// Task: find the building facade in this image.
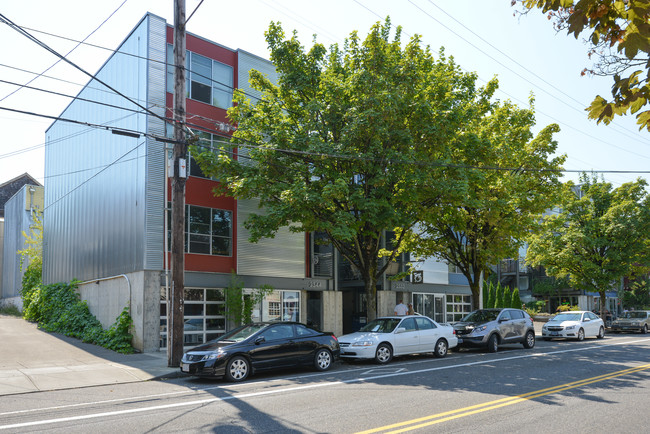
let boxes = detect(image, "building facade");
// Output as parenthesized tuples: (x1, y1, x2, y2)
(43, 13, 472, 352)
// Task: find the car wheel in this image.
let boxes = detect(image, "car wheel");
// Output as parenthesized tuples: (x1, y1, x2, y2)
(433, 339, 448, 358)
(487, 334, 499, 353)
(597, 326, 605, 339)
(225, 356, 250, 382)
(375, 343, 393, 364)
(314, 348, 333, 371)
(577, 328, 585, 341)
(642, 325, 648, 334)
(523, 330, 535, 349)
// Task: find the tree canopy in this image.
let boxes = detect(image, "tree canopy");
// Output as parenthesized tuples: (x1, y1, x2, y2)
(400, 95, 565, 310)
(516, 0, 650, 130)
(194, 19, 495, 320)
(526, 174, 650, 317)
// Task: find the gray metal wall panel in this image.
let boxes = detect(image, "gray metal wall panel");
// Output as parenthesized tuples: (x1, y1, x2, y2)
(144, 15, 167, 270)
(1, 186, 41, 298)
(237, 199, 304, 278)
(43, 16, 153, 284)
(235, 53, 305, 278)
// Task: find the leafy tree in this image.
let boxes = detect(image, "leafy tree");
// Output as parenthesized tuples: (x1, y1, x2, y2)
(488, 283, 497, 308)
(503, 285, 513, 308)
(399, 94, 565, 310)
(623, 278, 650, 309)
(516, 1, 650, 130)
(511, 287, 523, 309)
(496, 283, 506, 308)
(526, 174, 650, 318)
(195, 20, 490, 320)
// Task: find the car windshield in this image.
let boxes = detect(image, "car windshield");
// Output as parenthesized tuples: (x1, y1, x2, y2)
(461, 310, 499, 322)
(360, 318, 402, 333)
(551, 313, 582, 322)
(622, 312, 648, 319)
(217, 324, 267, 342)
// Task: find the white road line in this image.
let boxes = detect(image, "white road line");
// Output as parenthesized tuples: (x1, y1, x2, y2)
(1, 337, 648, 430)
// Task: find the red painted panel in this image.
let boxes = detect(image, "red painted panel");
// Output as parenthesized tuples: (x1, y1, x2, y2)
(166, 252, 235, 273)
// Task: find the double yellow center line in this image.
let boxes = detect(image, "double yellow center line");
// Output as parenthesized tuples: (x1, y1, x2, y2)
(357, 362, 650, 434)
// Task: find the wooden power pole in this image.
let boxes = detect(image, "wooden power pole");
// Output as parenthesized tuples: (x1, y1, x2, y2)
(169, 0, 187, 367)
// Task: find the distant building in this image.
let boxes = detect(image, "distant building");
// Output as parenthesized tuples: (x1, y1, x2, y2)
(0, 174, 42, 307)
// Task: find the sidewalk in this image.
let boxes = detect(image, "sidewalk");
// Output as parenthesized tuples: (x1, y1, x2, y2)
(0, 315, 180, 396)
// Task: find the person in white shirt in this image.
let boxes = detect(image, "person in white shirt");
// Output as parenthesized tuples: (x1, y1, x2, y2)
(394, 300, 408, 316)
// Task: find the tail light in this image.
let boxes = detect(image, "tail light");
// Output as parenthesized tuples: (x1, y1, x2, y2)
(332, 334, 338, 341)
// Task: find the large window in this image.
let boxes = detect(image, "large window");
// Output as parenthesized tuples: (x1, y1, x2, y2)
(258, 291, 301, 323)
(167, 204, 232, 256)
(446, 294, 472, 322)
(160, 287, 226, 349)
(167, 45, 234, 109)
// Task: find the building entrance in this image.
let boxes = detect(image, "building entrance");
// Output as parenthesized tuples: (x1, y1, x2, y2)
(413, 293, 445, 323)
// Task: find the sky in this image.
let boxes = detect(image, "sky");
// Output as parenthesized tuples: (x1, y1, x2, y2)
(1, 0, 649, 189)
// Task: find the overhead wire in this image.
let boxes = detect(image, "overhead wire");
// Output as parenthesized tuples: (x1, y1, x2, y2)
(0, 12, 170, 127)
(3, 4, 648, 182)
(0, 0, 130, 103)
(350, 0, 646, 185)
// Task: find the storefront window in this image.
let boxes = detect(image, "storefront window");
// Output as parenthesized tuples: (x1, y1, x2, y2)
(446, 294, 472, 322)
(160, 287, 226, 349)
(260, 290, 300, 323)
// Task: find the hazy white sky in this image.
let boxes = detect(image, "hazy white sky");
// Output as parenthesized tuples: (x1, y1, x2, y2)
(1, 0, 649, 188)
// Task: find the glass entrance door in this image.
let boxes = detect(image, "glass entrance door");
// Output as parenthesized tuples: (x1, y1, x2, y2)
(412, 293, 445, 323)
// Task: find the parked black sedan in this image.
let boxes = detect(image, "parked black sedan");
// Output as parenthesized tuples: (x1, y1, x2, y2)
(180, 322, 340, 382)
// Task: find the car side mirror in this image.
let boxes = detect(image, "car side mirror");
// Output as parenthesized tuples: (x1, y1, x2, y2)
(584, 318, 590, 322)
(254, 336, 266, 344)
(394, 327, 406, 334)
(498, 318, 508, 323)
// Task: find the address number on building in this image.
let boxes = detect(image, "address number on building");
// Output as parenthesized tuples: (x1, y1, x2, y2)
(307, 280, 324, 288)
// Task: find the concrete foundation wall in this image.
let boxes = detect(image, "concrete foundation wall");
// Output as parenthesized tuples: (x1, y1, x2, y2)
(322, 291, 343, 336)
(0, 296, 22, 311)
(377, 290, 397, 317)
(77, 270, 161, 352)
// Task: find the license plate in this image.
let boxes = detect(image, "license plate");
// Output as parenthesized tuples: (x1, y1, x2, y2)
(550, 332, 558, 336)
(181, 363, 190, 373)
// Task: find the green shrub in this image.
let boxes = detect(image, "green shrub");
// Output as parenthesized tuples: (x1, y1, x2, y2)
(21, 279, 134, 354)
(556, 303, 580, 312)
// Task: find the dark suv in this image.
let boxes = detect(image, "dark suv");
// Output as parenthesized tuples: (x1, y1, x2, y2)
(453, 308, 535, 352)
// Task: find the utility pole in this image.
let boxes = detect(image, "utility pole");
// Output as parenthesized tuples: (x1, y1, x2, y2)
(168, 0, 186, 367)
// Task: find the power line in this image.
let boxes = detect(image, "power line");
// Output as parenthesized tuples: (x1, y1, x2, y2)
(349, 0, 650, 176)
(44, 139, 147, 212)
(418, 0, 650, 148)
(0, 12, 170, 127)
(0, 0, 129, 103)
(12, 23, 265, 104)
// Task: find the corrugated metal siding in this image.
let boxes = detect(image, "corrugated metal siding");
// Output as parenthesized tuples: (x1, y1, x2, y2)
(235, 53, 304, 278)
(43, 16, 153, 284)
(237, 50, 278, 103)
(237, 199, 304, 278)
(144, 14, 167, 270)
(1, 186, 42, 298)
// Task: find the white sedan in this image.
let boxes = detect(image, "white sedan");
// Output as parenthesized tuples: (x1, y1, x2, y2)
(542, 311, 606, 341)
(338, 315, 458, 364)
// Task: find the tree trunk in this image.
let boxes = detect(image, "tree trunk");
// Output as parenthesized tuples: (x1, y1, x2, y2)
(469, 278, 481, 311)
(365, 275, 377, 322)
(599, 290, 607, 323)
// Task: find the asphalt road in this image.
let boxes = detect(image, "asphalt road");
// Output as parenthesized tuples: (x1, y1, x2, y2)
(2, 333, 650, 433)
